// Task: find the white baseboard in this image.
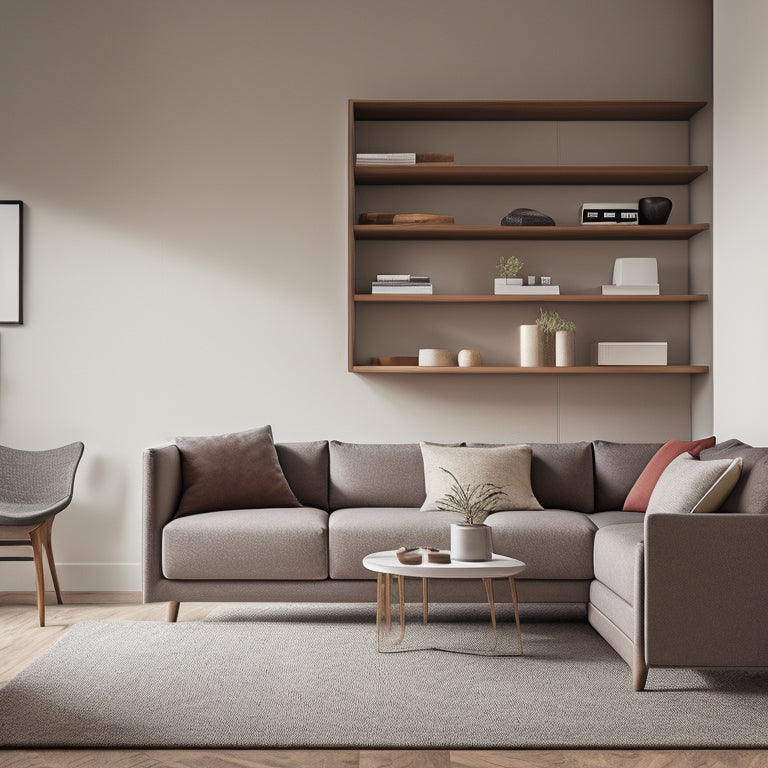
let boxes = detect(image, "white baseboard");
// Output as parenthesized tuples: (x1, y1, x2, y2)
(0, 562, 141, 592)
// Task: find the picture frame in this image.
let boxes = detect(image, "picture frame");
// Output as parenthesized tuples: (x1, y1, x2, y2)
(0, 200, 23, 324)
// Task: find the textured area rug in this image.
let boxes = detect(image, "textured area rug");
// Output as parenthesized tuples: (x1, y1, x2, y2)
(0, 603, 766, 748)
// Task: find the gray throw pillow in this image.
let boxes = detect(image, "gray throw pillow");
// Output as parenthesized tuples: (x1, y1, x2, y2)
(175, 425, 300, 517)
(646, 453, 742, 515)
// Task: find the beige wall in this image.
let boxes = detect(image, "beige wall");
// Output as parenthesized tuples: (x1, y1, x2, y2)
(713, 0, 768, 443)
(0, 0, 712, 590)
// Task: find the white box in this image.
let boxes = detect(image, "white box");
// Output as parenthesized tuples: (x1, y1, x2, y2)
(612, 258, 658, 286)
(591, 342, 668, 366)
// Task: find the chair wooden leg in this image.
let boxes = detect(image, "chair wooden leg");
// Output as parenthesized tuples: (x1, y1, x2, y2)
(28, 525, 47, 627)
(167, 601, 180, 622)
(42, 517, 63, 605)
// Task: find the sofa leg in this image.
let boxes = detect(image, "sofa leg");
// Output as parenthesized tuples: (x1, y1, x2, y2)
(167, 601, 180, 622)
(633, 645, 648, 691)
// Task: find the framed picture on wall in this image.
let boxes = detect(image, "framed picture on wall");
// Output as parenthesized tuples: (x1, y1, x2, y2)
(0, 201, 22, 324)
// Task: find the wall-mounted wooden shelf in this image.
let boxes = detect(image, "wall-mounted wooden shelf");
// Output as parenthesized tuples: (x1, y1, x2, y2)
(352, 365, 709, 375)
(354, 164, 708, 185)
(348, 99, 710, 376)
(355, 294, 707, 304)
(352, 99, 707, 122)
(354, 224, 709, 241)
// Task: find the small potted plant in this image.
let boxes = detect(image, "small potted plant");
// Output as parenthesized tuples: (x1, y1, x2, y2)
(437, 468, 506, 561)
(535, 307, 576, 367)
(494, 254, 524, 295)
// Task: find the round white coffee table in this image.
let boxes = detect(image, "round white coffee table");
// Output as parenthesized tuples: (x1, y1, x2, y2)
(362, 550, 526, 655)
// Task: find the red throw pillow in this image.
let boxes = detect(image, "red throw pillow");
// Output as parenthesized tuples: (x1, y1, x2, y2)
(622, 436, 716, 512)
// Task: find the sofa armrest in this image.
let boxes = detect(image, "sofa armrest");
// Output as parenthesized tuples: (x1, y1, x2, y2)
(142, 444, 182, 602)
(644, 512, 768, 667)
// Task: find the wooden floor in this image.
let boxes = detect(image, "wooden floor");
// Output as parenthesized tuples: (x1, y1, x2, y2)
(0, 592, 765, 768)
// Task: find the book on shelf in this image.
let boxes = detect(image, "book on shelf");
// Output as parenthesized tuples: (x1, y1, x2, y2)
(601, 284, 660, 295)
(372, 284, 433, 294)
(376, 275, 430, 282)
(355, 152, 454, 165)
(493, 285, 561, 295)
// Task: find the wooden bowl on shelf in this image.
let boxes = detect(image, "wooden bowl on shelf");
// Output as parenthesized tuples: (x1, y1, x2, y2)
(370, 356, 419, 366)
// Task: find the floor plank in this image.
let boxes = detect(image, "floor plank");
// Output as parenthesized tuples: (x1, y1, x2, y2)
(1, 593, 766, 768)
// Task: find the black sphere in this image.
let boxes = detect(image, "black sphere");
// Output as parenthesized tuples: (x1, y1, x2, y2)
(638, 197, 672, 225)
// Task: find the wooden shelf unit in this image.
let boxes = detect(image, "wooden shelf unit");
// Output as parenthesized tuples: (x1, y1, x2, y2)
(348, 98, 710, 375)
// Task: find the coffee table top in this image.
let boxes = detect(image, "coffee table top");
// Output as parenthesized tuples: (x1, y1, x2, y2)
(363, 550, 526, 579)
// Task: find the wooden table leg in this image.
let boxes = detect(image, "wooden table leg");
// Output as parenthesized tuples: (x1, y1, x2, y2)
(508, 575, 523, 654)
(394, 574, 406, 644)
(483, 577, 497, 637)
(422, 578, 428, 625)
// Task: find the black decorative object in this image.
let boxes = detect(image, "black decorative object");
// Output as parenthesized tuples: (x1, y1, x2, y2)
(501, 207, 556, 226)
(638, 197, 672, 225)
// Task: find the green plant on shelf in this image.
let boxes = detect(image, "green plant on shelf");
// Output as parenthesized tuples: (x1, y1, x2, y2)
(496, 254, 523, 279)
(535, 307, 575, 335)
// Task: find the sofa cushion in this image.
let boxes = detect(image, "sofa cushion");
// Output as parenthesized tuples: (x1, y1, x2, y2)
(646, 453, 742, 515)
(470, 442, 595, 513)
(162, 507, 328, 580)
(530, 442, 594, 513)
(420, 443, 542, 514)
(276, 441, 329, 511)
(329, 442, 426, 510)
(700, 440, 768, 514)
(328, 507, 456, 579)
(593, 522, 644, 605)
(592, 441, 661, 512)
(623, 436, 716, 512)
(589, 510, 645, 528)
(485, 510, 597, 579)
(175, 425, 300, 517)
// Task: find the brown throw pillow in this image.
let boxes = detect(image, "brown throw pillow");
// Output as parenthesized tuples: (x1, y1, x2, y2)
(175, 425, 300, 517)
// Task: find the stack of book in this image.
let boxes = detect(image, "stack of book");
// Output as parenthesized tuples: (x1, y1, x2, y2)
(355, 152, 454, 165)
(372, 275, 433, 294)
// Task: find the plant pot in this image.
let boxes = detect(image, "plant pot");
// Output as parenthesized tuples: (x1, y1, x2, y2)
(494, 277, 523, 294)
(540, 333, 556, 367)
(519, 324, 541, 367)
(450, 523, 493, 562)
(555, 329, 575, 367)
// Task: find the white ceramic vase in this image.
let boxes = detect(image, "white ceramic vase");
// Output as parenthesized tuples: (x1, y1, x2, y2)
(450, 523, 493, 562)
(519, 324, 541, 367)
(555, 329, 575, 367)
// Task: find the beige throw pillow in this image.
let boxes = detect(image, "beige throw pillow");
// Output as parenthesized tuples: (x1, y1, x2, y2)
(646, 453, 742, 515)
(419, 443, 542, 514)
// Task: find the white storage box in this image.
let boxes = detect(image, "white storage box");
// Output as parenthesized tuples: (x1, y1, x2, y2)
(591, 342, 668, 366)
(612, 258, 658, 286)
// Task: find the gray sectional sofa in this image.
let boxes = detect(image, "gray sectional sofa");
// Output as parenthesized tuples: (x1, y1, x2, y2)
(142, 437, 768, 691)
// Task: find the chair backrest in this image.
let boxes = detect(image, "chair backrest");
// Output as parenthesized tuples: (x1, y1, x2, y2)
(0, 442, 84, 505)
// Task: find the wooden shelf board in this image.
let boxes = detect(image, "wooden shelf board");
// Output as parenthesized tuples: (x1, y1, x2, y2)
(355, 294, 708, 304)
(351, 100, 708, 122)
(352, 365, 709, 375)
(354, 164, 708, 185)
(354, 224, 709, 241)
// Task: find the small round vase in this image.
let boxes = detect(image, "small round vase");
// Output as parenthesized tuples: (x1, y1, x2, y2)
(450, 523, 493, 562)
(457, 348, 482, 367)
(638, 196, 672, 225)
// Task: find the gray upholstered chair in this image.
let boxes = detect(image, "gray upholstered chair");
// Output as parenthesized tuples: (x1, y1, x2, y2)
(0, 442, 84, 626)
